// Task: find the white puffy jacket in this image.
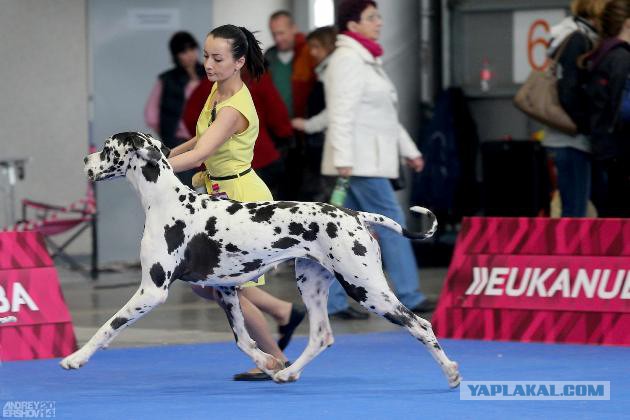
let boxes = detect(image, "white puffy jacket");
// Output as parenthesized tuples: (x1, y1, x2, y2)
(321, 34, 421, 178)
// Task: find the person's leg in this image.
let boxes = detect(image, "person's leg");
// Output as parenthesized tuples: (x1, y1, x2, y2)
(346, 177, 426, 309)
(239, 286, 292, 325)
(554, 147, 591, 217)
(238, 293, 287, 363)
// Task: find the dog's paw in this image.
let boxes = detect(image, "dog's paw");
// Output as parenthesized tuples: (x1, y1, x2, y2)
(60, 350, 91, 370)
(272, 368, 300, 384)
(446, 361, 461, 389)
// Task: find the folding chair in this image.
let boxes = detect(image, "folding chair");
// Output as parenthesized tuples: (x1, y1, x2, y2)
(13, 182, 99, 279)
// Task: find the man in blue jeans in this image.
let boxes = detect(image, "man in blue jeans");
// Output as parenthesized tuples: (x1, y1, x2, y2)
(327, 177, 436, 320)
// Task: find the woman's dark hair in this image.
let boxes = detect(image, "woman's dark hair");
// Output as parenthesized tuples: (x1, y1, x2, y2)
(336, 0, 377, 32)
(306, 26, 338, 52)
(599, 0, 630, 39)
(209, 25, 265, 80)
(169, 31, 199, 66)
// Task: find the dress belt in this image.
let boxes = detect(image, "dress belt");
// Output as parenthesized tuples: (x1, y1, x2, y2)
(206, 167, 252, 181)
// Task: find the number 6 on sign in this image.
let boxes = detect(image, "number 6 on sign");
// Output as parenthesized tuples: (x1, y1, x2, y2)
(513, 9, 566, 83)
(528, 19, 551, 71)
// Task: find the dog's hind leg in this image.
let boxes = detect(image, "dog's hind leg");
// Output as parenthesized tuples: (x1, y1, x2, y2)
(336, 270, 461, 388)
(272, 258, 334, 383)
(60, 283, 169, 370)
(215, 286, 285, 376)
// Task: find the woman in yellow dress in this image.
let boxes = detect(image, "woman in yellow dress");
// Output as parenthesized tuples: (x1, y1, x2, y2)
(168, 25, 304, 380)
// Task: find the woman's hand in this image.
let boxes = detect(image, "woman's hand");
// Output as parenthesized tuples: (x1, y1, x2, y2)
(337, 167, 352, 177)
(406, 156, 424, 172)
(291, 118, 306, 131)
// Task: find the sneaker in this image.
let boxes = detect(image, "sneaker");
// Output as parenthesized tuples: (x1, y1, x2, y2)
(329, 306, 369, 320)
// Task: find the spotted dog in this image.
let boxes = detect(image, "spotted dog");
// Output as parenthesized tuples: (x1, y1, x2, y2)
(60, 132, 461, 388)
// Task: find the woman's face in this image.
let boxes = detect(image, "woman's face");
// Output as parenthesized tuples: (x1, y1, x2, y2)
(308, 39, 331, 65)
(203, 35, 244, 82)
(176, 47, 199, 68)
(350, 5, 383, 40)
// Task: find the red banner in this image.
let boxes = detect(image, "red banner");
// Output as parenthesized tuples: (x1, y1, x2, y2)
(433, 217, 630, 345)
(0, 231, 77, 361)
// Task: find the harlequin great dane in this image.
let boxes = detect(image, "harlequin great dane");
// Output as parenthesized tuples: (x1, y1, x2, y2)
(60, 132, 461, 388)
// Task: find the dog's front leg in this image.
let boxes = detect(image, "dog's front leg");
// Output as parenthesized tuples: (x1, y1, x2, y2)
(216, 286, 284, 375)
(60, 285, 168, 370)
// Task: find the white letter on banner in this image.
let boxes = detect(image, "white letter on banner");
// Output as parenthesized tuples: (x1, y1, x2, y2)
(466, 267, 488, 295)
(621, 271, 630, 299)
(548, 268, 571, 297)
(598, 270, 625, 299)
(572, 269, 599, 298)
(526, 268, 554, 297)
(0, 286, 9, 312)
(506, 267, 530, 296)
(486, 267, 509, 296)
(11, 283, 39, 312)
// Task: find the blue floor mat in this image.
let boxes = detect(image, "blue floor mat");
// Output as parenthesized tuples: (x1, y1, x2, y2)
(1, 332, 627, 419)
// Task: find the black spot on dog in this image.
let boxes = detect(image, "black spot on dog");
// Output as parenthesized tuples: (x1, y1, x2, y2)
(334, 271, 368, 302)
(274, 227, 282, 234)
(175, 187, 180, 193)
(150, 262, 166, 287)
(164, 220, 186, 253)
(250, 205, 275, 223)
(242, 259, 263, 272)
(275, 201, 299, 209)
(188, 193, 196, 202)
(185, 204, 195, 214)
(383, 306, 416, 328)
(205, 216, 218, 236)
(179, 195, 186, 202)
(226, 202, 243, 214)
(141, 162, 160, 183)
(271, 237, 300, 249)
(326, 222, 338, 238)
(288, 222, 319, 241)
(352, 240, 367, 256)
(110, 317, 128, 330)
(173, 234, 222, 282)
(225, 243, 241, 253)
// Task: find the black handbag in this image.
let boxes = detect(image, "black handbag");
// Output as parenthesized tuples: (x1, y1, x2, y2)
(390, 165, 406, 191)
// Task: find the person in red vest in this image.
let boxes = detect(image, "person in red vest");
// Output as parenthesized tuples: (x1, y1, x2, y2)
(182, 71, 294, 198)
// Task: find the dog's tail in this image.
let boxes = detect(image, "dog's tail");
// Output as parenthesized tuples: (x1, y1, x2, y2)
(358, 206, 437, 240)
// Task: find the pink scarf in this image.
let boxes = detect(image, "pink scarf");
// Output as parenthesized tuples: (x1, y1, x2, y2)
(342, 30, 383, 58)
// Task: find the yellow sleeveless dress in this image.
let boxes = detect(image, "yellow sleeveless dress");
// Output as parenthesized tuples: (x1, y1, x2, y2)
(196, 82, 273, 287)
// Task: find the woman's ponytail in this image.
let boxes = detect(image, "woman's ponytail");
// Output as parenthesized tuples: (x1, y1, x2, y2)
(239, 27, 265, 80)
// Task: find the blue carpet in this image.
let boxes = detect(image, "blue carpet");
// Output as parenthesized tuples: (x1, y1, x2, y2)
(0, 332, 627, 419)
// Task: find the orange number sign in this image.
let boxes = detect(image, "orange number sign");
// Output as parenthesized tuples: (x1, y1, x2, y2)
(527, 19, 551, 71)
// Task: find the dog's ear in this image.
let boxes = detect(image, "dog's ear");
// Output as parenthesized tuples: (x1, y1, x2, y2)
(132, 133, 161, 164)
(142, 133, 170, 158)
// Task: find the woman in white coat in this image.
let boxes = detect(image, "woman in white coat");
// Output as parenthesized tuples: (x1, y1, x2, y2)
(322, 0, 435, 318)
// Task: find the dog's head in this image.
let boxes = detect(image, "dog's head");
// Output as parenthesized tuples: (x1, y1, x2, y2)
(84, 132, 171, 182)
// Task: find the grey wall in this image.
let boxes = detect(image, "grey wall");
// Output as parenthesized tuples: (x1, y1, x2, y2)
(449, 0, 570, 142)
(89, 0, 213, 264)
(0, 0, 88, 252)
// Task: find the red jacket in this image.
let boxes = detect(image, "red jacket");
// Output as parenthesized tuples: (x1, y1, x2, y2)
(182, 73, 294, 169)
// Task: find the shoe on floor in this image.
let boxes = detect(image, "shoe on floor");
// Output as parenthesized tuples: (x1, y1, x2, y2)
(233, 361, 291, 381)
(411, 298, 437, 314)
(329, 306, 369, 320)
(277, 304, 306, 351)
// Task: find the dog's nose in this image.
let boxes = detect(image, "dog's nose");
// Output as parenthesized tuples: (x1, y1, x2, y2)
(84, 157, 88, 164)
